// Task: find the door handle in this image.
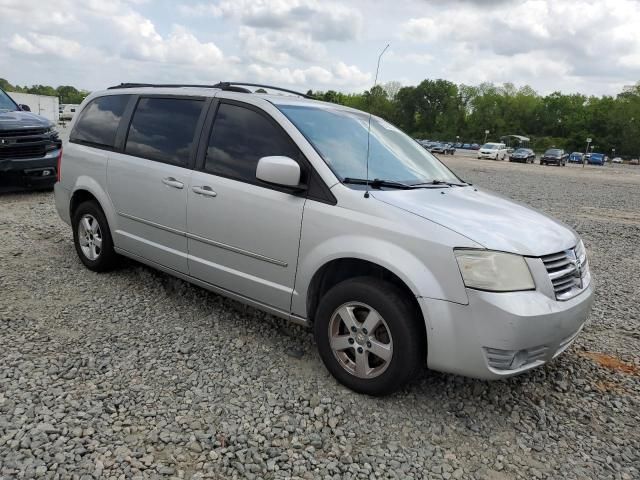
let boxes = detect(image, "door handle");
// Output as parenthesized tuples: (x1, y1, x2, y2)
(192, 185, 217, 197)
(162, 177, 184, 189)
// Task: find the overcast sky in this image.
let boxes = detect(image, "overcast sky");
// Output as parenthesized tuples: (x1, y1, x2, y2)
(1, 0, 639, 96)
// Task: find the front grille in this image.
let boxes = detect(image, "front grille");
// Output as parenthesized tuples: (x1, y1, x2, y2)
(0, 128, 48, 137)
(0, 127, 56, 160)
(0, 145, 46, 159)
(541, 243, 589, 300)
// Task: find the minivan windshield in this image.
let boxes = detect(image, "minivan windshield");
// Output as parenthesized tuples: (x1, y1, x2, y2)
(0, 89, 18, 112)
(277, 104, 460, 185)
(482, 143, 500, 149)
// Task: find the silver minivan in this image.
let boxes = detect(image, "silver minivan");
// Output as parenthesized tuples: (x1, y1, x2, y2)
(54, 83, 594, 395)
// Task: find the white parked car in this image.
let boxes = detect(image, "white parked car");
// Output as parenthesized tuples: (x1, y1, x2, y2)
(612, 157, 623, 164)
(478, 142, 508, 160)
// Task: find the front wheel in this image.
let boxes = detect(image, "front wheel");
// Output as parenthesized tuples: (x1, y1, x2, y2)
(314, 277, 425, 396)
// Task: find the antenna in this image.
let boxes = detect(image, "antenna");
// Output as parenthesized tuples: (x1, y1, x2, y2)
(364, 43, 390, 199)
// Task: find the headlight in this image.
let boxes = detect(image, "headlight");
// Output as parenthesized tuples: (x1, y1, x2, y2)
(455, 250, 535, 292)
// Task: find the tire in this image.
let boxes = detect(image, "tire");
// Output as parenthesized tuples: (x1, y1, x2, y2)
(72, 200, 118, 272)
(314, 277, 425, 396)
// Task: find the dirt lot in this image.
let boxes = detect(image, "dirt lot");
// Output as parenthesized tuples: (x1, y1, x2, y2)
(1, 156, 639, 479)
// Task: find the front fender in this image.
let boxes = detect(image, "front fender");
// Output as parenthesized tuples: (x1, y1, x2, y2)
(293, 235, 444, 318)
(292, 199, 474, 320)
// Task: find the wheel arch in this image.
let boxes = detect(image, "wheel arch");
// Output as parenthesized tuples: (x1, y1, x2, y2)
(304, 257, 428, 352)
(69, 176, 117, 235)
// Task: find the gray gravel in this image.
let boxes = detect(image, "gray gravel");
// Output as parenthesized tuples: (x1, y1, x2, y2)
(1, 158, 639, 479)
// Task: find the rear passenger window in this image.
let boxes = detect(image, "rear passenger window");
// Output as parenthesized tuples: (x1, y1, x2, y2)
(70, 95, 130, 148)
(125, 97, 204, 166)
(205, 103, 299, 183)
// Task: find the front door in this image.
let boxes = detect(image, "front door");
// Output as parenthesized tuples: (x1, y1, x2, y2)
(187, 100, 306, 311)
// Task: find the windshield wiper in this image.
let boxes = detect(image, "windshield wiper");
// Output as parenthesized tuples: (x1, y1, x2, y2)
(411, 179, 471, 187)
(342, 178, 415, 190)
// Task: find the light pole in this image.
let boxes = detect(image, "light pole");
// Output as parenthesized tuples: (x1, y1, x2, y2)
(583, 137, 591, 168)
(484, 130, 489, 144)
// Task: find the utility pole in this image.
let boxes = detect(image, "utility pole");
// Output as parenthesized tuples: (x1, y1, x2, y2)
(583, 137, 591, 168)
(484, 130, 489, 144)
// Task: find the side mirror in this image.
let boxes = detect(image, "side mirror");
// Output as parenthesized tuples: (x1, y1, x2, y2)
(256, 156, 303, 189)
(18, 104, 31, 112)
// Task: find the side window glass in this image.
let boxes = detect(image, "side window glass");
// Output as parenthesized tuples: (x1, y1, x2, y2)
(70, 95, 130, 148)
(125, 97, 204, 166)
(205, 103, 299, 183)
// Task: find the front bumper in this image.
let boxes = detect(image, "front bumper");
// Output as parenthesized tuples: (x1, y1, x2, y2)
(478, 152, 498, 159)
(419, 284, 594, 379)
(542, 157, 562, 164)
(0, 148, 60, 191)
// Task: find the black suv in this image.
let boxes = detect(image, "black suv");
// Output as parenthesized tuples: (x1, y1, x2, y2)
(540, 148, 568, 166)
(0, 88, 62, 191)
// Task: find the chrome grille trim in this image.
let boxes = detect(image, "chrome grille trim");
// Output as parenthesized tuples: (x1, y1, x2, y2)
(541, 242, 589, 301)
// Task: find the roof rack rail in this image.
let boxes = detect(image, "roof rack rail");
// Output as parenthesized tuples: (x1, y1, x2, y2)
(107, 83, 225, 90)
(212, 82, 315, 99)
(107, 82, 316, 99)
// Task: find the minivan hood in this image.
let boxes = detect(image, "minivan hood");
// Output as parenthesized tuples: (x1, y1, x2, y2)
(373, 187, 577, 256)
(0, 110, 52, 130)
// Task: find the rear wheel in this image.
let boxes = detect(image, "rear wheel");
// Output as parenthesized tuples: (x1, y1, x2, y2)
(72, 201, 118, 272)
(314, 277, 424, 396)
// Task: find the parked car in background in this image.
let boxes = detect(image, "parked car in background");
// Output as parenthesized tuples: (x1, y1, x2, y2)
(611, 157, 623, 164)
(508, 148, 535, 163)
(568, 152, 584, 164)
(462, 143, 471, 149)
(478, 142, 508, 160)
(430, 143, 456, 155)
(541, 148, 568, 166)
(630, 158, 639, 165)
(471, 143, 480, 150)
(0, 87, 62, 191)
(588, 153, 606, 165)
(54, 82, 594, 395)
(59, 104, 81, 121)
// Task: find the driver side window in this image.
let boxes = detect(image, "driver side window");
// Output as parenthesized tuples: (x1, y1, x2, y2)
(204, 102, 300, 184)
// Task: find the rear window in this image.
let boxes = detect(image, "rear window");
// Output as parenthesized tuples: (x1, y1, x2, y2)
(70, 95, 130, 148)
(125, 97, 204, 166)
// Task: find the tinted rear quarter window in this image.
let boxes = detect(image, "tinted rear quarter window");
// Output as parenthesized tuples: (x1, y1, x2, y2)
(125, 97, 204, 166)
(205, 103, 299, 183)
(70, 95, 130, 148)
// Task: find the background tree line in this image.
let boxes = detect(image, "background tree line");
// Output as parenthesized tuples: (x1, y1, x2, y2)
(1, 78, 89, 106)
(308, 80, 640, 157)
(2, 76, 639, 156)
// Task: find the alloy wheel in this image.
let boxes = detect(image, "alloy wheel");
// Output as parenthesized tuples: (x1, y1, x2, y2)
(328, 302, 393, 379)
(77, 214, 103, 261)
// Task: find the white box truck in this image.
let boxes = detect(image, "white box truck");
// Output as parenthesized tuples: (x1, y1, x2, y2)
(8, 92, 59, 123)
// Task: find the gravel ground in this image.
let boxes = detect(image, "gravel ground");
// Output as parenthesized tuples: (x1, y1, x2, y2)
(1, 157, 639, 480)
